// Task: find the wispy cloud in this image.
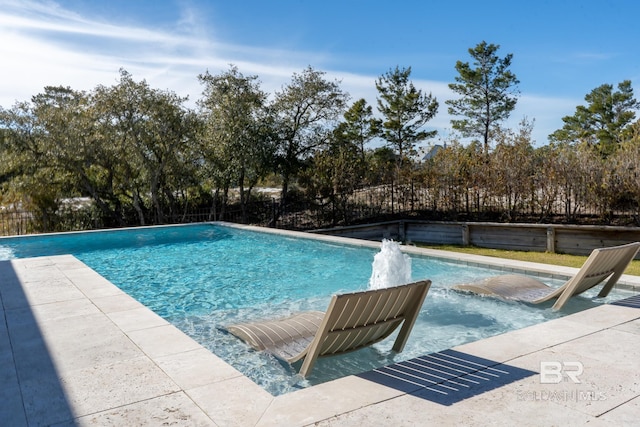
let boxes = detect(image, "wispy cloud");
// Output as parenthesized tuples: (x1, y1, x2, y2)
(0, 1, 303, 102)
(1, 0, 192, 45)
(0, 0, 573, 145)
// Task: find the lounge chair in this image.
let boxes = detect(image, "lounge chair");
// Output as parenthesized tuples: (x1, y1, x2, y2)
(225, 280, 431, 377)
(452, 242, 640, 310)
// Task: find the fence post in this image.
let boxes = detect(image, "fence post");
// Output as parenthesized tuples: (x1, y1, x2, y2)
(270, 198, 277, 228)
(410, 180, 415, 212)
(391, 182, 395, 214)
(462, 223, 470, 246)
(546, 226, 556, 253)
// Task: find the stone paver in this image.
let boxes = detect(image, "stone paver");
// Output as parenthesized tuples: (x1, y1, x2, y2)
(1, 244, 640, 426)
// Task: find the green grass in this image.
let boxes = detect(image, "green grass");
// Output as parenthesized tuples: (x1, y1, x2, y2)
(415, 244, 640, 276)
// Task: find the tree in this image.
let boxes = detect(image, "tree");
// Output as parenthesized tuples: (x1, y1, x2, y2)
(305, 99, 379, 199)
(488, 119, 536, 220)
(92, 69, 194, 225)
(271, 66, 348, 205)
(0, 87, 101, 227)
(375, 66, 439, 164)
(446, 41, 520, 154)
(365, 146, 397, 185)
(549, 80, 639, 157)
(608, 125, 640, 218)
(197, 65, 274, 221)
(0, 98, 64, 220)
(337, 98, 380, 164)
(299, 129, 364, 225)
(426, 138, 485, 214)
(31, 86, 107, 224)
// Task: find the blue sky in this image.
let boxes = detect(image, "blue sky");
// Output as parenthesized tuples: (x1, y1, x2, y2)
(2, 0, 639, 147)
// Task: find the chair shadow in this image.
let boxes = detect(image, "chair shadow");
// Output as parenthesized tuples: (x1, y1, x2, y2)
(357, 348, 537, 406)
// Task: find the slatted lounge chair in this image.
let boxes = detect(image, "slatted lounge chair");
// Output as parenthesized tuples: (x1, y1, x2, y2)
(452, 242, 640, 311)
(225, 279, 431, 377)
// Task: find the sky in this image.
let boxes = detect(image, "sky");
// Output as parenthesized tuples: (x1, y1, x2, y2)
(1, 0, 639, 147)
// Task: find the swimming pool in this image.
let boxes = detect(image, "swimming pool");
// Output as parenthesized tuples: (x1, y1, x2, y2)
(0, 223, 619, 395)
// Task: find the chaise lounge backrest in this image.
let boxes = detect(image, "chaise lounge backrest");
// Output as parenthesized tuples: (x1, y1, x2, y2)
(299, 279, 431, 376)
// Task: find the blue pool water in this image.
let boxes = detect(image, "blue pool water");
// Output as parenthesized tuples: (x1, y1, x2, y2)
(0, 223, 618, 395)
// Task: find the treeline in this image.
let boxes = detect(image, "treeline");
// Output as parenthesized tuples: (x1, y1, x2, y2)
(1, 41, 639, 231)
(420, 120, 640, 224)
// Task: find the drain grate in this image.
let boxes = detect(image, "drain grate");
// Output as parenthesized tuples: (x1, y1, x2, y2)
(611, 294, 640, 309)
(357, 349, 536, 406)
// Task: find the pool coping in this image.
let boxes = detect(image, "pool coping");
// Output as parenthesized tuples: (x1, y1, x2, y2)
(2, 223, 640, 426)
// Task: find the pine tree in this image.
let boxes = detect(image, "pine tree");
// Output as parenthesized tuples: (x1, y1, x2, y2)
(446, 41, 520, 154)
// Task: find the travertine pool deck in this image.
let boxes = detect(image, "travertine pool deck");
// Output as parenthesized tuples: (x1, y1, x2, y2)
(2, 234, 640, 426)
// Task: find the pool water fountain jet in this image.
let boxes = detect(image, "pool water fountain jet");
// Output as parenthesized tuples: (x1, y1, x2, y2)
(368, 239, 412, 289)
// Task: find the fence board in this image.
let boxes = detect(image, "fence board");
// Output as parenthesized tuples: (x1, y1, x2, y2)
(405, 222, 464, 245)
(315, 222, 402, 241)
(554, 227, 640, 255)
(467, 225, 548, 252)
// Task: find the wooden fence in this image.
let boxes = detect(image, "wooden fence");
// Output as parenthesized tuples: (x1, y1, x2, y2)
(314, 220, 640, 257)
